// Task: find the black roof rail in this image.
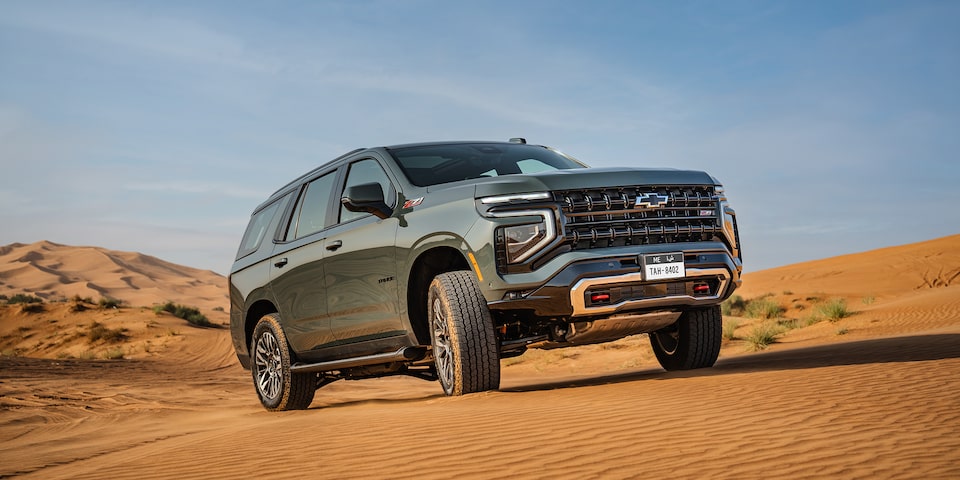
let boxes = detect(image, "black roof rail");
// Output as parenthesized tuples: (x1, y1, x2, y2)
(268, 147, 366, 198)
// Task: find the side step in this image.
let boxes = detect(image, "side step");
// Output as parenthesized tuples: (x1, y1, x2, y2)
(290, 347, 428, 374)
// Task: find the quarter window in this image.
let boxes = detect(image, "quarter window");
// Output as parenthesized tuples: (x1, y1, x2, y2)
(236, 199, 283, 259)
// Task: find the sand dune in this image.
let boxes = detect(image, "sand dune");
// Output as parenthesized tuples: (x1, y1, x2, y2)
(2, 236, 959, 478)
(0, 241, 227, 310)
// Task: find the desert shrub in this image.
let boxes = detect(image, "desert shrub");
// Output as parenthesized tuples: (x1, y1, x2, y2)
(817, 298, 851, 322)
(777, 318, 800, 330)
(212, 306, 225, 312)
(98, 297, 122, 309)
(722, 319, 740, 340)
(7, 293, 43, 304)
(745, 298, 784, 319)
(721, 294, 747, 316)
(154, 302, 216, 328)
(862, 296, 875, 305)
(103, 348, 125, 360)
(836, 327, 849, 336)
(745, 322, 783, 351)
(20, 303, 45, 314)
(87, 321, 129, 344)
(0, 294, 7, 302)
(70, 297, 91, 312)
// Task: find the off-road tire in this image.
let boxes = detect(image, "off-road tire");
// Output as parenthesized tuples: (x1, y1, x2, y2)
(650, 306, 722, 371)
(428, 271, 500, 396)
(251, 313, 316, 411)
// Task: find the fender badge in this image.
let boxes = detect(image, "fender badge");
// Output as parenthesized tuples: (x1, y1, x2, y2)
(402, 197, 424, 209)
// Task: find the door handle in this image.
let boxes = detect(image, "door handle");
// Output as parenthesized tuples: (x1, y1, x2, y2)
(326, 240, 343, 251)
(274, 257, 288, 268)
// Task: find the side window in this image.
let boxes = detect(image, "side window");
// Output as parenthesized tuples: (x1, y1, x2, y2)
(339, 159, 394, 223)
(290, 172, 336, 239)
(236, 200, 283, 259)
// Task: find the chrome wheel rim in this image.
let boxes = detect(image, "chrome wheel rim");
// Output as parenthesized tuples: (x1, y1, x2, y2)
(432, 298, 454, 391)
(654, 324, 680, 355)
(254, 331, 283, 401)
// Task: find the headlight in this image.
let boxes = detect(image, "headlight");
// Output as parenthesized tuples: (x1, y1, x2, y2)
(504, 222, 548, 263)
(491, 209, 557, 265)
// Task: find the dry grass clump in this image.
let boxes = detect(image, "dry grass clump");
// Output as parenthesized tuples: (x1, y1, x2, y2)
(87, 321, 129, 344)
(745, 322, 783, 351)
(745, 298, 785, 319)
(817, 298, 852, 322)
(722, 319, 740, 340)
(722, 294, 784, 319)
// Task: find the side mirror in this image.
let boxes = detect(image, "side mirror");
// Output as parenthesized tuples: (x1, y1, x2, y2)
(341, 182, 393, 220)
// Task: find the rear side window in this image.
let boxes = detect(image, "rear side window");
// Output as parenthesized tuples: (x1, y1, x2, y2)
(291, 172, 337, 239)
(236, 200, 282, 260)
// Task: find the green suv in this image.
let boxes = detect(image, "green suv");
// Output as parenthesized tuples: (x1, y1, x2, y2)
(229, 139, 742, 411)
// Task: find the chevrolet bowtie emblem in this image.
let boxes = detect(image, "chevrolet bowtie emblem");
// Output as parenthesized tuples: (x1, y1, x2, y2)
(635, 193, 669, 209)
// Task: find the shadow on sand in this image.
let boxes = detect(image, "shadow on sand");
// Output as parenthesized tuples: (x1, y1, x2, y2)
(502, 333, 960, 393)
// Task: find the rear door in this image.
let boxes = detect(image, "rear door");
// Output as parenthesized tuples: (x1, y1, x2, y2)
(269, 170, 340, 354)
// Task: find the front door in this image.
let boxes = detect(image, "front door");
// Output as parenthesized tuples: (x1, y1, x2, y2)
(324, 157, 403, 350)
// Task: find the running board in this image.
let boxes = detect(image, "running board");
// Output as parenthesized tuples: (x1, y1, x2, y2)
(290, 347, 427, 374)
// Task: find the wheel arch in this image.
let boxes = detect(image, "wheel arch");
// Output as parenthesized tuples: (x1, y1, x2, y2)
(406, 246, 471, 345)
(245, 299, 279, 356)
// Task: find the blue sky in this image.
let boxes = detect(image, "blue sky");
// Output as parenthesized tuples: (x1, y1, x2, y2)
(1, 0, 958, 275)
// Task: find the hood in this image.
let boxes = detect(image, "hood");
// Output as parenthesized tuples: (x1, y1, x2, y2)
(462, 167, 717, 199)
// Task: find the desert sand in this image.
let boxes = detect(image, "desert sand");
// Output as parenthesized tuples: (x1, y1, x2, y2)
(1, 237, 959, 479)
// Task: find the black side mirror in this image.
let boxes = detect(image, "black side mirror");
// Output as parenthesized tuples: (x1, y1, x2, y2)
(341, 182, 393, 220)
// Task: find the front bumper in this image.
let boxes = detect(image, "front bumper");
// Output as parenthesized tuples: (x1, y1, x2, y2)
(487, 245, 740, 320)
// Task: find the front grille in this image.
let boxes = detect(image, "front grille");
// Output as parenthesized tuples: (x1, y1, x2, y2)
(554, 185, 721, 250)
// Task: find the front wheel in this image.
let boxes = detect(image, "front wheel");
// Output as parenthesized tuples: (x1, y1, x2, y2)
(428, 271, 500, 396)
(251, 313, 316, 411)
(650, 306, 722, 371)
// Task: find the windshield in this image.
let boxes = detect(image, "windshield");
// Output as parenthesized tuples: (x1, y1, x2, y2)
(386, 143, 586, 187)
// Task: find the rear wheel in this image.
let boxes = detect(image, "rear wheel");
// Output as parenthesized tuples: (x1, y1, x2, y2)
(251, 313, 316, 411)
(428, 271, 500, 396)
(650, 306, 722, 371)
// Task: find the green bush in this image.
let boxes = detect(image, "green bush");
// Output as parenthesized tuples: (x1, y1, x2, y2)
(7, 293, 44, 304)
(154, 302, 216, 328)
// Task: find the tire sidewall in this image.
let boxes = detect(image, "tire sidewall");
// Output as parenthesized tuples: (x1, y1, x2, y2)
(428, 279, 460, 396)
(251, 314, 296, 410)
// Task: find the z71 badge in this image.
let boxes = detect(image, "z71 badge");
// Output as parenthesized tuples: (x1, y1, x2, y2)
(402, 197, 424, 209)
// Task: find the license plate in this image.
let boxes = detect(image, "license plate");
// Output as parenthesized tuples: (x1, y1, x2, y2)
(643, 253, 685, 281)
